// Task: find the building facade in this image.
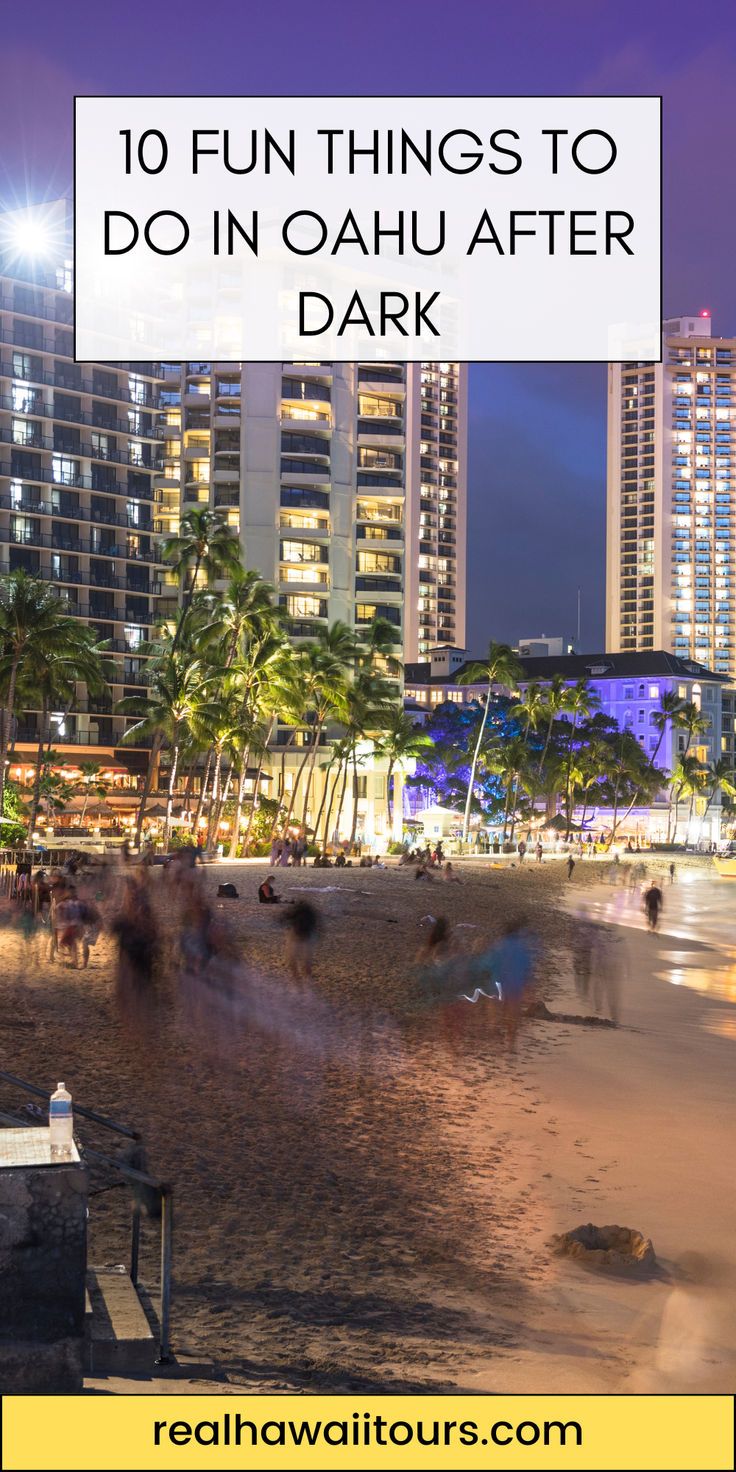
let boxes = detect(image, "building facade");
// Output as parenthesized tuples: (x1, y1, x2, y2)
(404, 361, 467, 660)
(606, 314, 735, 679)
(0, 204, 163, 780)
(159, 358, 467, 660)
(404, 648, 727, 842)
(0, 204, 468, 847)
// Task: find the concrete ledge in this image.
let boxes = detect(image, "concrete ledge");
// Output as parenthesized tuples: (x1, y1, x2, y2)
(86, 1266, 155, 1376)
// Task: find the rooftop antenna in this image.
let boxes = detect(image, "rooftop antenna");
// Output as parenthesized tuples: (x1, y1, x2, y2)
(576, 587, 582, 651)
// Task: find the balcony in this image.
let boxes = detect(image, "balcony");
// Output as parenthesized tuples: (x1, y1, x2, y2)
(1, 291, 74, 326)
(2, 528, 159, 563)
(0, 397, 159, 440)
(0, 492, 153, 532)
(0, 356, 158, 406)
(0, 427, 162, 470)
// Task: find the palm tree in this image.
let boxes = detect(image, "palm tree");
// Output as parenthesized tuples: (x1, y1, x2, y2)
(560, 679, 600, 834)
(700, 756, 736, 841)
(668, 754, 703, 843)
(357, 614, 403, 678)
(602, 730, 654, 848)
(118, 653, 217, 850)
(678, 700, 710, 756)
(490, 735, 531, 843)
(200, 566, 279, 669)
(161, 508, 242, 648)
(339, 667, 397, 849)
(228, 636, 291, 857)
(537, 673, 568, 776)
(77, 762, 109, 826)
(457, 642, 523, 842)
(297, 622, 357, 827)
(0, 572, 97, 814)
(376, 708, 431, 831)
(319, 733, 352, 852)
(510, 681, 546, 742)
(651, 690, 685, 767)
(21, 621, 109, 838)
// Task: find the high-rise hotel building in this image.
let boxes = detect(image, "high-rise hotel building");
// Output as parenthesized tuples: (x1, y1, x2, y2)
(406, 362, 467, 660)
(0, 202, 467, 788)
(0, 204, 163, 775)
(606, 314, 735, 678)
(158, 359, 467, 662)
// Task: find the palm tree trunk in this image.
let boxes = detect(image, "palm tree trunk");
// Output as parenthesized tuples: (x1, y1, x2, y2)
(229, 755, 251, 859)
(281, 739, 312, 837)
(386, 756, 395, 830)
(508, 774, 520, 843)
(300, 718, 324, 827)
(564, 718, 578, 837)
(242, 717, 276, 855)
(349, 747, 361, 849)
(134, 730, 163, 850)
(206, 749, 222, 852)
(27, 700, 49, 838)
(607, 773, 623, 849)
(267, 731, 294, 844)
(322, 758, 344, 851)
(163, 740, 180, 852)
(181, 757, 196, 817)
(501, 780, 511, 843)
(311, 754, 335, 848)
(212, 766, 233, 847)
(538, 712, 555, 777)
(334, 756, 350, 846)
(0, 657, 21, 815)
(462, 688, 491, 842)
(192, 748, 213, 835)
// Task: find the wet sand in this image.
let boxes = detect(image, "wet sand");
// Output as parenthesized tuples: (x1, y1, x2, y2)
(1, 854, 733, 1392)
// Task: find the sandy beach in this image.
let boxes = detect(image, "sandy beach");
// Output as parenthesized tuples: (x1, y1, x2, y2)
(1, 853, 734, 1394)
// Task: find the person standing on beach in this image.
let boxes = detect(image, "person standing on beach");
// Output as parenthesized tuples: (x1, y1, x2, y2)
(109, 874, 160, 1028)
(669, 862, 676, 885)
(644, 881, 663, 932)
(281, 899, 320, 980)
(490, 918, 535, 1051)
(573, 919, 596, 1001)
(591, 923, 625, 1024)
(566, 854, 575, 880)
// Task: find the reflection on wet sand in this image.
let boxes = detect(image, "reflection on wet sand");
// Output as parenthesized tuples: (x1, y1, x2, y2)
(566, 872, 736, 1015)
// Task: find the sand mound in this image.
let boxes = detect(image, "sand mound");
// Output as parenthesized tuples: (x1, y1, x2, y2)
(550, 1222, 656, 1272)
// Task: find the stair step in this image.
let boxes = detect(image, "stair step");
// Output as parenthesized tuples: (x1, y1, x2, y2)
(85, 1266, 155, 1376)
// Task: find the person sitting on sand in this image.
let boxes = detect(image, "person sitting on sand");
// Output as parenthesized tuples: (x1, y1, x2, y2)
(258, 875, 280, 904)
(443, 862, 460, 883)
(414, 859, 434, 880)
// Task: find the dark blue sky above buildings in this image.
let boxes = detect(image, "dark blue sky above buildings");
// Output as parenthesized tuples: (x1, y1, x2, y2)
(3, 0, 736, 652)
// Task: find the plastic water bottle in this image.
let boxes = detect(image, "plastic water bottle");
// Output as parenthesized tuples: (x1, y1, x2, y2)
(49, 1082, 74, 1159)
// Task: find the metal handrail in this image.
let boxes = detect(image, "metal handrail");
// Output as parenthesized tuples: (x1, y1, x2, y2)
(0, 1073, 172, 1362)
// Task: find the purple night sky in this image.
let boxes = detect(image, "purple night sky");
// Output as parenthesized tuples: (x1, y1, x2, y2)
(3, 0, 735, 653)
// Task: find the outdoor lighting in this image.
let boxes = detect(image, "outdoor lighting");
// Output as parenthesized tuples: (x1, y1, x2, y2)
(11, 218, 50, 256)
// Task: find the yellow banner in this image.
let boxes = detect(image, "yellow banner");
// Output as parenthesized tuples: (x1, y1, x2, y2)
(2, 1394, 733, 1471)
